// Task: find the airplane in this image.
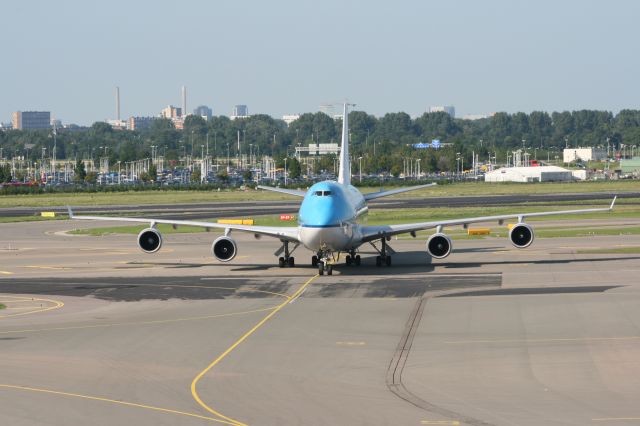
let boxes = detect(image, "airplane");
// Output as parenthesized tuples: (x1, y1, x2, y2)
(68, 103, 617, 276)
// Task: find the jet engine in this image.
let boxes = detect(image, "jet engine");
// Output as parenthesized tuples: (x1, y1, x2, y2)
(426, 233, 452, 259)
(509, 223, 534, 248)
(138, 228, 162, 253)
(212, 236, 237, 262)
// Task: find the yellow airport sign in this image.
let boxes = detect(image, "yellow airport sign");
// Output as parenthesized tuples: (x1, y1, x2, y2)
(217, 219, 254, 225)
(41, 212, 56, 218)
(467, 228, 490, 235)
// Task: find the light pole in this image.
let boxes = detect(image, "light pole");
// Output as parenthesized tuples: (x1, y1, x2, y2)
(358, 156, 363, 182)
(284, 157, 288, 186)
(416, 158, 421, 179)
(206, 132, 209, 157)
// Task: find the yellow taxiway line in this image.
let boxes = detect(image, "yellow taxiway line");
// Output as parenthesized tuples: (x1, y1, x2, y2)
(0, 383, 236, 424)
(191, 274, 319, 426)
(0, 295, 64, 319)
(0, 306, 277, 335)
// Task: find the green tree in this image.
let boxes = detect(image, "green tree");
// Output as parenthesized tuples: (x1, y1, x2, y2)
(84, 171, 97, 184)
(287, 157, 301, 179)
(190, 168, 201, 183)
(0, 164, 11, 182)
(74, 160, 86, 183)
(148, 164, 158, 181)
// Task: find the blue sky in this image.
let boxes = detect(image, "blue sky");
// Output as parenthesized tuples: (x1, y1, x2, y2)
(2, 0, 639, 125)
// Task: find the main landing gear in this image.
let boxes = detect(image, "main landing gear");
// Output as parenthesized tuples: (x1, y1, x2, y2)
(345, 250, 361, 266)
(276, 240, 298, 268)
(371, 237, 393, 267)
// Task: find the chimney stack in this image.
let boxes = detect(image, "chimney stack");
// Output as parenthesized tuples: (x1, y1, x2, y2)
(182, 86, 187, 117)
(116, 86, 121, 120)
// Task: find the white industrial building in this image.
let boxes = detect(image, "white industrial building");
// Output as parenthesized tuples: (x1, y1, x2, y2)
(563, 147, 607, 163)
(484, 166, 574, 183)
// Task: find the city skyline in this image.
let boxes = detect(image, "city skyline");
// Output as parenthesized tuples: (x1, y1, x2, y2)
(2, 0, 640, 125)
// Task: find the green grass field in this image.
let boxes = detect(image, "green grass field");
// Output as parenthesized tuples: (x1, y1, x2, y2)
(577, 247, 640, 254)
(1, 180, 638, 208)
(0, 303, 5, 310)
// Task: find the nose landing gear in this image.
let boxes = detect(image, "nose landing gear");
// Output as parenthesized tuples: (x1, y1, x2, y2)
(316, 250, 334, 276)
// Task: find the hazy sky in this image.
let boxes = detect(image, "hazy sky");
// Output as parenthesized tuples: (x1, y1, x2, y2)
(2, 0, 639, 125)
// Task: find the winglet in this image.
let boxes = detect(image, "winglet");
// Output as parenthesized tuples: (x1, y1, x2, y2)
(67, 206, 74, 218)
(610, 196, 617, 210)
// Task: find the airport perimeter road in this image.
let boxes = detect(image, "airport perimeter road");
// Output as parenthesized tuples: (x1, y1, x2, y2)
(1, 220, 640, 425)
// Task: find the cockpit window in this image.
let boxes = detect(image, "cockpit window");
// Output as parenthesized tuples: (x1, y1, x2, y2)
(323, 191, 332, 196)
(313, 190, 333, 196)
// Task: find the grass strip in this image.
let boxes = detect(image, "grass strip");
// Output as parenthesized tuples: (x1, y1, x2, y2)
(2, 180, 639, 208)
(577, 247, 640, 254)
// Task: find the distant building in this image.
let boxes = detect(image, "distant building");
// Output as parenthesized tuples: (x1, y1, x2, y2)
(193, 105, 213, 120)
(230, 105, 249, 119)
(621, 157, 640, 175)
(428, 106, 455, 118)
(294, 143, 340, 156)
(462, 113, 495, 120)
(12, 111, 51, 130)
(563, 148, 607, 164)
(0, 122, 12, 129)
(485, 166, 574, 183)
(282, 114, 300, 126)
(128, 116, 157, 131)
(106, 119, 127, 130)
(161, 105, 182, 119)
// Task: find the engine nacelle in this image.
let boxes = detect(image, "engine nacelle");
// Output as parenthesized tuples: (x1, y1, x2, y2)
(509, 223, 534, 248)
(138, 228, 162, 253)
(426, 233, 452, 259)
(212, 236, 237, 262)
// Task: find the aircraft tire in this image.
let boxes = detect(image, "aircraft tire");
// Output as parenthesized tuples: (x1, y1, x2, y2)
(355, 255, 361, 266)
(278, 257, 285, 268)
(327, 265, 333, 275)
(375, 256, 382, 267)
(346, 255, 352, 266)
(385, 255, 392, 266)
(288, 257, 295, 267)
(311, 255, 318, 267)
(318, 264, 324, 275)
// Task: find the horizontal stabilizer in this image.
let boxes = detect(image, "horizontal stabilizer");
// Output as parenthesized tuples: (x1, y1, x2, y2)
(364, 183, 436, 201)
(257, 185, 307, 197)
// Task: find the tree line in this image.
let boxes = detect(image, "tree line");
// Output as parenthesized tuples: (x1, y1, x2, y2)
(1, 109, 640, 175)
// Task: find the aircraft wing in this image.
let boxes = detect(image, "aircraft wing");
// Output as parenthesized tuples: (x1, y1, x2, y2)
(257, 185, 307, 197)
(360, 196, 617, 242)
(363, 183, 437, 201)
(67, 207, 300, 242)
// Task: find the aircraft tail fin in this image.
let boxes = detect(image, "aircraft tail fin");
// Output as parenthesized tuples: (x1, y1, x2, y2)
(337, 103, 351, 185)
